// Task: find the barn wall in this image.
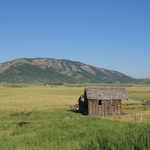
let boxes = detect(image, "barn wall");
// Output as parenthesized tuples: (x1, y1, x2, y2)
(88, 99, 98, 115)
(88, 99, 122, 115)
(100, 100, 122, 115)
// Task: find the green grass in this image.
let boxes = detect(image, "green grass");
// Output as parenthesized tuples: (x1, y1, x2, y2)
(81, 123, 150, 150)
(0, 84, 150, 150)
(1, 110, 150, 150)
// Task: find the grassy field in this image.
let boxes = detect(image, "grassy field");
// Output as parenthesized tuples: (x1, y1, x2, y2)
(0, 84, 150, 150)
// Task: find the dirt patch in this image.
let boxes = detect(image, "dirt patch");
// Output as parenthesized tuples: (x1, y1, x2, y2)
(17, 121, 31, 127)
(142, 101, 150, 106)
(0, 131, 11, 136)
(64, 116, 80, 120)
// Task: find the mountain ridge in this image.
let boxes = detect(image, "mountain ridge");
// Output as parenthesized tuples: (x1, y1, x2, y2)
(0, 58, 136, 84)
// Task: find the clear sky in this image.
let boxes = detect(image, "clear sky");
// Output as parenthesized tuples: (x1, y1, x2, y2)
(0, 0, 150, 78)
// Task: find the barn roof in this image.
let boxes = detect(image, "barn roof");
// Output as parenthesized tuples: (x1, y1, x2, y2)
(85, 88, 128, 100)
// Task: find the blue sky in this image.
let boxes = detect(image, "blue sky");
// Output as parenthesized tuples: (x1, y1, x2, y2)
(0, 0, 150, 78)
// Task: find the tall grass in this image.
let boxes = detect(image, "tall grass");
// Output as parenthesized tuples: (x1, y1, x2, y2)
(1, 109, 150, 150)
(0, 84, 150, 150)
(81, 123, 150, 150)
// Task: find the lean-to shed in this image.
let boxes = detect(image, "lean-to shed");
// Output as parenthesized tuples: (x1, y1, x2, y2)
(79, 88, 128, 115)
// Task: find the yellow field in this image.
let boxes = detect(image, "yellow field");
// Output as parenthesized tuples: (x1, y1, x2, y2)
(0, 85, 83, 112)
(0, 84, 150, 122)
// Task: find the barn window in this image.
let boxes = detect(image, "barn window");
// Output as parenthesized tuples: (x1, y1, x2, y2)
(98, 100, 102, 105)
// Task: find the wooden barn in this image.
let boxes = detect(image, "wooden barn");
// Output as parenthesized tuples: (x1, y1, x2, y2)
(79, 88, 128, 115)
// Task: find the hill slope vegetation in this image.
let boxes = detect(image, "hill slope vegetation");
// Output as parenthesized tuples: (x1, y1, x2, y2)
(0, 58, 134, 84)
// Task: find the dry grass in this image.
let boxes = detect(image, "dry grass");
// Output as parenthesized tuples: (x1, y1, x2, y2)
(0, 85, 83, 113)
(0, 84, 150, 123)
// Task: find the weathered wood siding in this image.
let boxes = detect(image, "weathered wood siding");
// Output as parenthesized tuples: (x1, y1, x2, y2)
(88, 100, 98, 115)
(88, 99, 122, 115)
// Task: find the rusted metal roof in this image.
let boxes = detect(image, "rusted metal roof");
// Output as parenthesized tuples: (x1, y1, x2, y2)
(85, 88, 128, 100)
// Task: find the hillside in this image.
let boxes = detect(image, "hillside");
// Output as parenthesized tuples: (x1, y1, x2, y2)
(0, 58, 135, 84)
